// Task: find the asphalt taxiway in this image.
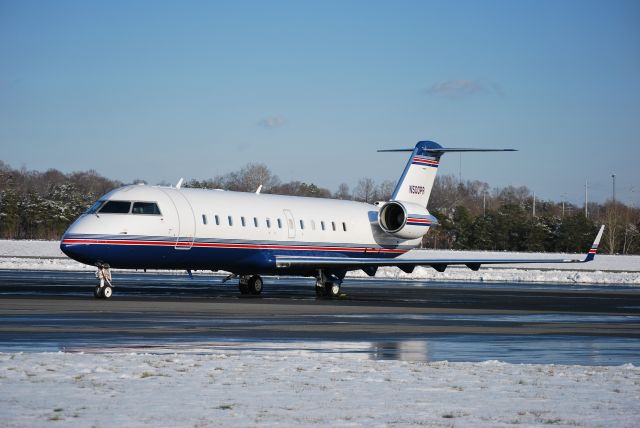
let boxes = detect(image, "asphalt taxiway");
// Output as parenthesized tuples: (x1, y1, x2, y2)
(1, 270, 639, 364)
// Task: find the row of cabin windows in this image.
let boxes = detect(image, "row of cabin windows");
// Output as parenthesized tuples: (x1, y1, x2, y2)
(87, 200, 348, 232)
(201, 214, 347, 232)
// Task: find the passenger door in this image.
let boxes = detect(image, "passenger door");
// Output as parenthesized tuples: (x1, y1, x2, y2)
(283, 209, 296, 239)
(168, 191, 196, 249)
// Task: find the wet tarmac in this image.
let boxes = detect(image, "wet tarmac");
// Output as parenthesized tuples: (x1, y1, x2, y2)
(1, 270, 639, 365)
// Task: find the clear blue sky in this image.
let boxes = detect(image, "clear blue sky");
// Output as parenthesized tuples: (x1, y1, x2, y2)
(1, 0, 639, 205)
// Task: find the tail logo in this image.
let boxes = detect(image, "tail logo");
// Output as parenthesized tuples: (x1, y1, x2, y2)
(412, 155, 439, 167)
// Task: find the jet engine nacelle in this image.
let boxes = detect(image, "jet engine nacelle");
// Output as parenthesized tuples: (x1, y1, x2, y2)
(378, 200, 434, 240)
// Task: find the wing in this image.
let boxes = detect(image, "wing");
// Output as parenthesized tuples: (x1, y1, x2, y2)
(276, 225, 605, 274)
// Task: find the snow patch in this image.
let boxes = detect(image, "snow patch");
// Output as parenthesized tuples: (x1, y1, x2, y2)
(0, 349, 638, 427)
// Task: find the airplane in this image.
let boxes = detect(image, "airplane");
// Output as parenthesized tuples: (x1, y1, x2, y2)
(60, 140, 605, 299)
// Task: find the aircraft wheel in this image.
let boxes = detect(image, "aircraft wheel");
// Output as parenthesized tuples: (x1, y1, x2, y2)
(326, 282, 341, 298)
(102, 285, 113, 299)
(248, 275, 263, 295)
(94, 286, 103, 299)
(239, 283, 250, 295)
(315, 285, 324, 298)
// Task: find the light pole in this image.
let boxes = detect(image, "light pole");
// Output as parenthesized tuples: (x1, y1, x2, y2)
(532, 191, 536, 218)
(612, 174, 616, 205)
(483, 192, 486, 217)
(584, 179, 588, 218)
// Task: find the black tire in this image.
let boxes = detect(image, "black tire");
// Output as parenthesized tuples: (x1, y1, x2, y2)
(94, 286, 102, 299)
(315, 285, 325, 298)
(238, 283, 250, 295)
(248, 275, 263, 295)
(102, 285, 113, 299)
(326, 282, 340, 298)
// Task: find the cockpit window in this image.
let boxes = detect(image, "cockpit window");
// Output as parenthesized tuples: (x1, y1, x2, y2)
(132, 202, 161, 215)
(99, 201, 132, 214)
(85, 200, 105, 214)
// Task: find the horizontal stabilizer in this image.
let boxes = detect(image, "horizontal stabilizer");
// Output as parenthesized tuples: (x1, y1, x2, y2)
(378, 148, 517, 153)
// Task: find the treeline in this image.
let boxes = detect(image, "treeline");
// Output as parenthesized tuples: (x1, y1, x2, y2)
(0, 161, 121, 240)
(182, 163, 397, 202)
(424, 176, 639, 255)
(0, 161, 638, 254)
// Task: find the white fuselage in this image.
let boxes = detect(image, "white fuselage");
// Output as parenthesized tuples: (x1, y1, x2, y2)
(60, 185, 425, 274)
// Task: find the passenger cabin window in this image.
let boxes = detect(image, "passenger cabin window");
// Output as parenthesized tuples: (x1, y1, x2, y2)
(331, 221, 336, 231)
(311, 220, 316, 230)
(321, 221, 325, 231)
(202, 214, 207, 225)
(254, 217, 259, 227)
(342, 222, 347, 232)
(132, 202, 161, 215)
(99, 201, 131, 214)
(266, 218, 271, 228)
(299, 220, 304, 230)
(277, 218, 282, 228)
(241, 216, 246, 227)
(228, 216, 233, 226)
(215, 215, 220, 225)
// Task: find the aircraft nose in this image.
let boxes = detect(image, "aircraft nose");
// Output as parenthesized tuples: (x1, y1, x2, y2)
(60, 236, 80, 260)
(60, 234, 96, 266)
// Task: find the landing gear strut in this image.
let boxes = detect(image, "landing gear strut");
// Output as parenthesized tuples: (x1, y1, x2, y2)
(315, 270, 342, 298)
(94, 266, 113, 299)
(239, 275, 263, 295)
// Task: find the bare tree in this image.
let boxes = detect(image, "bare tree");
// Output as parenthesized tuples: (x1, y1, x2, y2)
(604, 203, 619, 254)
(496, 185, 531, 207)
(334, 183, 351, 200)
(353, 178, 376, 203)
(376, 180, 395, 201)
(270, 181, 331, 198)
(430, 175, 463, 213)
(225, 163, 280, 192)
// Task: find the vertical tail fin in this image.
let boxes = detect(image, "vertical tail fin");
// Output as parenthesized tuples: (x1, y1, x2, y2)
(379, 141, 516, 208)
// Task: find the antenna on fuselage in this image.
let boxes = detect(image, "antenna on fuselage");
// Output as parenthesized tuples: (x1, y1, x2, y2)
(176, 178, 184, 189)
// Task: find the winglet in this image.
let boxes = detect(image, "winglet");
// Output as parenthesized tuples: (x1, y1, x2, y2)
(584, 225, 605, 262)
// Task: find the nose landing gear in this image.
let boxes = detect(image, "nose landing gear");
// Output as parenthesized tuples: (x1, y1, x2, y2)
(94, 266, 113, 299)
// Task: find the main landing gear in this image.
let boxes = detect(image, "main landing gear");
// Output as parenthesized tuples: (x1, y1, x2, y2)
(94, 266, 113, 299)
(238, 275, 263, 295)
(315, 270, 342, 298)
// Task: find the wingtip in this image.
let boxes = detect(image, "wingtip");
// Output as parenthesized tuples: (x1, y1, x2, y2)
(584, 225, 606, 262)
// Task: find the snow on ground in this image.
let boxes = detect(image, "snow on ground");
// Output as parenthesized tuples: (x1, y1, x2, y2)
(0, 239, 66, 258)
(1, 239, 640, 285)
(0, 347, 638, 427)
